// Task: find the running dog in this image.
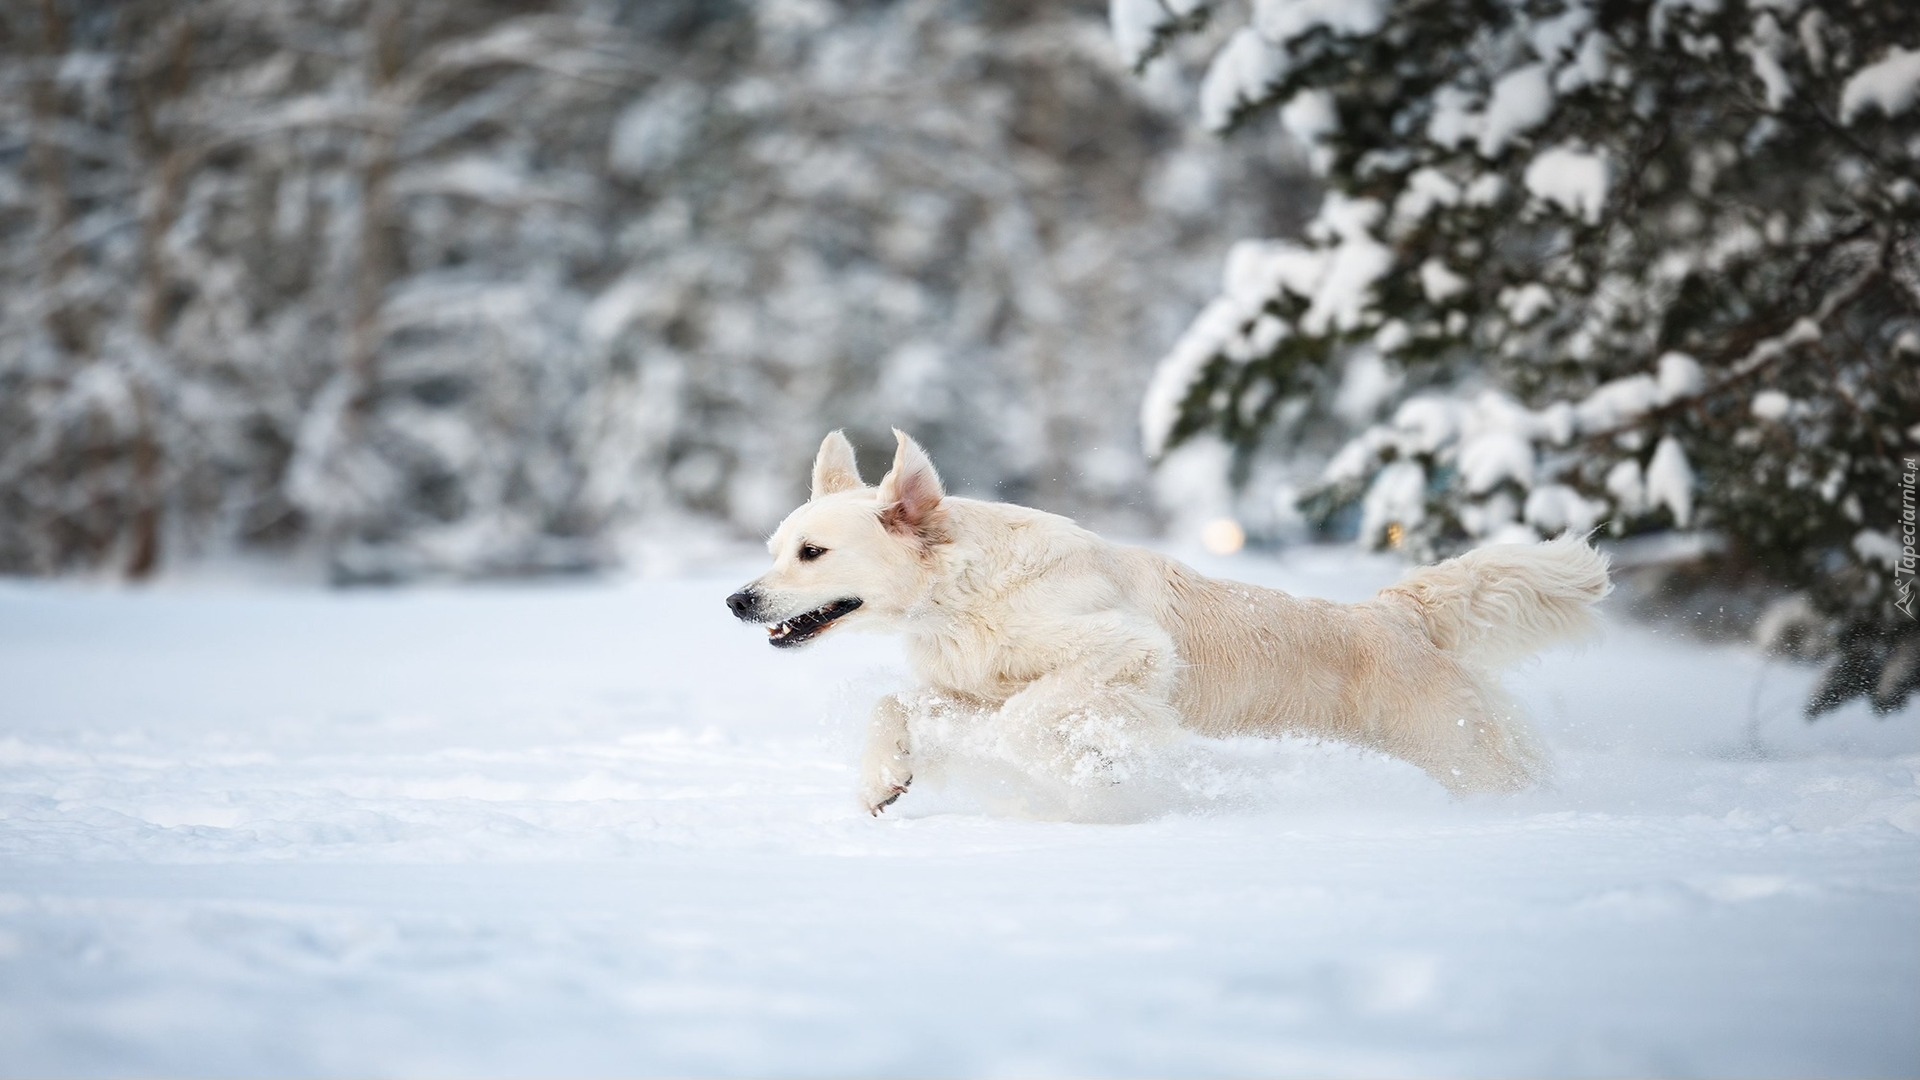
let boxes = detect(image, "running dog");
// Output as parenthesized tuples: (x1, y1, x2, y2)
(727, 430, 1610, 814)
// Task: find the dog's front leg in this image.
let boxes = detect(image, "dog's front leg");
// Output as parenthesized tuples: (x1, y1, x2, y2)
(859, 693, 914, 815)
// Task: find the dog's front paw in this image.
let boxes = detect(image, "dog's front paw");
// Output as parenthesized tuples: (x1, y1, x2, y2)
(860, 693, 916, 815)
(865, 777, 910, 816)
(860, 762, 912, 816)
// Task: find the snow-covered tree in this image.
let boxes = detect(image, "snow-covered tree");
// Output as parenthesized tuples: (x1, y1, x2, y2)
(590, 0, 1308, 538)
(1, 0, 644, 580)
(1, 0, 1309, 581)
(1123, 0, 1920, 715)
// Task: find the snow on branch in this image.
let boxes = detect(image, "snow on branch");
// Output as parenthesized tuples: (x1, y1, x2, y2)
(1140, 193, 1390, 457)
(1523, 145, 1610, 225)
(1110, 0, 1212, 71)
(1840, 45, 1920, 124)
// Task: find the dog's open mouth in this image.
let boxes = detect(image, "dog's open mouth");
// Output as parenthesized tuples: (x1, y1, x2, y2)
(767, 598, 862, 648)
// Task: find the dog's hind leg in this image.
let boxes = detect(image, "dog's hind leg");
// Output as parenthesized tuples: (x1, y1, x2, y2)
(1361, 652, 1546, 795)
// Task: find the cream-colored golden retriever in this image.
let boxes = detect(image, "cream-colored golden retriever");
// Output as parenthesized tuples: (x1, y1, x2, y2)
(727, 430, 1611, 814)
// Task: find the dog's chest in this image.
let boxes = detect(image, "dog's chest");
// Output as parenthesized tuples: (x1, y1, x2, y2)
(906, 623, 1043, 702)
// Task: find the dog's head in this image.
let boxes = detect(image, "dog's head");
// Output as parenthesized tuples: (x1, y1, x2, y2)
(726, 429, 946, 648)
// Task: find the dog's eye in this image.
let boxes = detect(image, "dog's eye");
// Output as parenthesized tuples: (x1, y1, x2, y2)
(798, 543, 826, 562)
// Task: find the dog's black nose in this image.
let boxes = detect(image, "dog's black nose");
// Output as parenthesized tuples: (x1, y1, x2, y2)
(726, 589, 757, 619)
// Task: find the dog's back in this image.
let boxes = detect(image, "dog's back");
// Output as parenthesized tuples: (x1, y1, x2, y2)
(920, 514, 1607, 793)
(1135, 538, 1607, 791)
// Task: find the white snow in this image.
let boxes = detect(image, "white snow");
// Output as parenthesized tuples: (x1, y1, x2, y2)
(1744, 16, 1794, 111)
(1605, 457, 1646, 514)
(1426, 84, 1481, 150)
(1528, 4, 1594, 63)
(1111, 0, 1207, 68)
(1143, 194, 1398, 454)
(1141, 299, 1238, 458)
(1322, 430, 1389, 486)
(1142, 229, 1342, 456)
(1735, 316, 1821, 375)
(1646, 435, 1696, 527)
(1523, 483, 1604, 536)
(1424, 63, 1558, 160)
(1575, 372, 1660, 433)
(1418, 258, 1470, 304)
(1110, 0, 1168, 67)
(609, 84, 703, 178)
(1457, 430, 1536, 493)
(1840, 45, 1920, 124)
(1329, 390, 1583, 517)
(1524, 145, 1612, 224)
(1252, 0, 1390, 45)
(1391, 167, 1462, 229)
(1278, 89, 1339, 167)
(1752, 389, 1792, 421)
(1390, 396, 1460, 454)
(1655, 350, 1705, 402)
(1300, 194, 1394, 334)
(1501, 282, 1556, 325)
(1423, 63, 1559, 161)
(1372, 318, 1411, 354)
(1225, 235, 1327, 305)
(1555, 30, 1613, 92)
(1200, 28, 1290, 131)
(1650, 0, 1725, 47)
(2, 556, 1915, 1076)
(1854, 529, 1902, 569)
(1332, 348, 1401, 425)
(1477, 63, 1555, 157)
(1357, 461, 1428, 545)
(1464, 170, 1507, 206)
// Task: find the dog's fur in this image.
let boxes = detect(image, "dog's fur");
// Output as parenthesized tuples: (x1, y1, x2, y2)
(728, 430, 1612, 814)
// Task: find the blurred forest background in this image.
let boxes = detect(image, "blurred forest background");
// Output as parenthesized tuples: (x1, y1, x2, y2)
(0, 0, 1308, 583)
(2, 0, 1915, 713)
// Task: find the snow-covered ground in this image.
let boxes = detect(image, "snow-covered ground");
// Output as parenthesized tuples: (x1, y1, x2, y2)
(2, 546, 1916, 1078)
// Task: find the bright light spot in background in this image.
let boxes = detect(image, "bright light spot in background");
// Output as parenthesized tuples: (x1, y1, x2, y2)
(1386, 522, 1405, 549)
(1201, 517, 1246, 555)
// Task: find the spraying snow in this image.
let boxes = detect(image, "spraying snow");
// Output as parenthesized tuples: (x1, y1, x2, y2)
(0, 549, 1915, 1075)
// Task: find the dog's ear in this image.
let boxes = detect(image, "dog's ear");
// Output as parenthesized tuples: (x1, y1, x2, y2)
(811, 430, 862, 499)
(876, 429, 944, 536)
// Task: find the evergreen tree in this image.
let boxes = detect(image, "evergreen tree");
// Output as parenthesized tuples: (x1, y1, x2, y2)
(1120, 0, 1920, 715)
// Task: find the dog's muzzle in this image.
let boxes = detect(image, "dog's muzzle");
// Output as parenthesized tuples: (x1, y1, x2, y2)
(726, 587, 863, 648)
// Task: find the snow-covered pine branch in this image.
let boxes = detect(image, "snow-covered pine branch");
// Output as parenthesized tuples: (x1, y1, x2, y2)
(1121, 0, 1920, 716)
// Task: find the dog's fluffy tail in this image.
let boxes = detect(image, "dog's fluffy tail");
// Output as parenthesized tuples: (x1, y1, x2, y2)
(1381, 535, 1612, 669)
